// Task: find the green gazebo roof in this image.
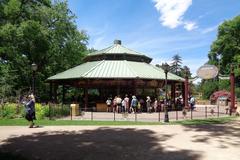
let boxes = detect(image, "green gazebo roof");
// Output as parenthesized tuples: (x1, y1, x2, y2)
(83, 40, 152, 63)
(47, 40, 184, 82)
(47, 60, 184, 81)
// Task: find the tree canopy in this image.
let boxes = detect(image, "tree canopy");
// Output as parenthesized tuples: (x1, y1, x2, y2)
(199, 15, 240, 99)
(208, 15, 240, 75)
(170, 54, 182, 76)
(0, 0, 88, 101)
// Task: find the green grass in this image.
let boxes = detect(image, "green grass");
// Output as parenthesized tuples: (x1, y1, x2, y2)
(0, 116, 238, 126)
(170, 116, 238, 125)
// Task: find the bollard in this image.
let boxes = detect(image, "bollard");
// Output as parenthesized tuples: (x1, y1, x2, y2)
(176, 109, 178, 120)
(114, 110, 116, 121)
(191, 109, 193, 120)
(70, 105, 72, 120)
(49, 103, 51, 120)
(91, 110, 93, 121)
(158, 111, 160, 122)
(135, 112, 137, 122)
(205, 106, 207, 118)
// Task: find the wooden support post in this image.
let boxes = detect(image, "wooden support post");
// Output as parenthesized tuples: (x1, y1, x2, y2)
(53, 84, 58, 103)
(230, 64, 235, 116)
(184, 76, 189, 109)
(84, 87, 88, 112)
(62, 85, 65, 104)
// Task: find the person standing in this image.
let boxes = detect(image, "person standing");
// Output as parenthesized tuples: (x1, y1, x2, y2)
(130, 95, 138, 113)
(106, 97, 112, 112)
(189, 95, 196, 111)
(124, 94, 129, 113)
(153, 98, 158, 112)
(24, 94, 37, 128)
(116, 95, 122, 113)
(146, 96, 152, 113)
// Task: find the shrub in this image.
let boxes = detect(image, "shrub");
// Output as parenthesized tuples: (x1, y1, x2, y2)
(0, 103, 18, 119)
(49, 104, 70, 118)
(35, 103, 48, 120)
(0, 103, 70, 119)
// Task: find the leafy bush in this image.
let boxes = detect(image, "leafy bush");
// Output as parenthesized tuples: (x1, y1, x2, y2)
(0, 103, 70, 119)
(35, 103, 49, 120)
(49, 104, 70, 118)
(0, 103, 18, 119)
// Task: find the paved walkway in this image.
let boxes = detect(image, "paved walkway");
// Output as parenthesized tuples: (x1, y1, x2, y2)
(0, 118, 240, 160)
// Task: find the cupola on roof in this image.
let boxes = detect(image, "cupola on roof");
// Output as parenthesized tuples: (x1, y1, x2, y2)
(83, 40, 152, 63)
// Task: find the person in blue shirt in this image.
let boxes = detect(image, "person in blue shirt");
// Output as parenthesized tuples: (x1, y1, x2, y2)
(130, 95, 138, 113)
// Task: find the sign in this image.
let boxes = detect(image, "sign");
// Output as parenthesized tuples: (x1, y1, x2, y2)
(197, 64, 219, 79)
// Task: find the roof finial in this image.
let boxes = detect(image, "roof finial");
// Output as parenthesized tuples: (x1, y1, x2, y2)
(114, 40, 121, 45)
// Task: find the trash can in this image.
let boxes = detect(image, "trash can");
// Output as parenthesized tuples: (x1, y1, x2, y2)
(70, 104, 79, 116)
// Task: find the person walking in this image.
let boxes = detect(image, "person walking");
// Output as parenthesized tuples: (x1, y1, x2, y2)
(24, 94, 37, 128)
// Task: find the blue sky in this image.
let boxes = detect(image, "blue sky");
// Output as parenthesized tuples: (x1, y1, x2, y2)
(67, 0, 240, 77)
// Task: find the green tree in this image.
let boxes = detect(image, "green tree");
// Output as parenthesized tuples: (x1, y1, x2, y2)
(206, 15, 240, 100)
(0, 0, 88, 101)
(208, 15, 240, 76)
(0, 62, 17, 103)
(170, 54, 182, 76)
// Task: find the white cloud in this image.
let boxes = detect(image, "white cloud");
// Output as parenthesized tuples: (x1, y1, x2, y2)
(183, 21, 198, 31)
(153, 0, 197, 31)
(201, 24, 219, 34)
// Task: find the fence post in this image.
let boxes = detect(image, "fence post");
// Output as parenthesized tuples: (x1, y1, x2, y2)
(135, 112, 137, 122)
(49, 103, 51, 120)
(217, 105, 219, 117)
(91, 109, 93, 121)
(190, 109, 193, 120)
(205, 106, 207, 118)
(70, 105, 72, 121)
(176, 109, 178, 120)
(158, 111, 160, 122)
(114, 110, 116, 121)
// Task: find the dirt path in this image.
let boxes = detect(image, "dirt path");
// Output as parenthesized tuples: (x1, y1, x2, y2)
(0, 119, 240, 160)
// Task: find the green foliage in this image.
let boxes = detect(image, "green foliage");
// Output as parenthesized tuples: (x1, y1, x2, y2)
(0, 103, 17, 119)
(208, 15, 240, 76)
(35, 103, 49, 119)
(204, 15, 240, 100)
(218, 80, 230, 90)
(235, 87, 240, 101)
(0, 63, 17, 102)
(0, 103, 70, 120)
(0, 0, 88, 101)
(200, 80, 218, 99)
(170, 54, 182, 76)
(50, 104, 70, 118)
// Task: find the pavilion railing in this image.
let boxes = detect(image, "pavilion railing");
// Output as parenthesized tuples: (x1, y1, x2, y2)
(49, 104, 232, 122)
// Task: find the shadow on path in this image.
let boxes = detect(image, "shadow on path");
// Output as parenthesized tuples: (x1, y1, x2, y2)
(183, 119, 240, 147)
(0, 127, 202, 160)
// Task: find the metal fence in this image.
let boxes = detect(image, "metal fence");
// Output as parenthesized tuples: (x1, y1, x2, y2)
(52, 105, 231, 122)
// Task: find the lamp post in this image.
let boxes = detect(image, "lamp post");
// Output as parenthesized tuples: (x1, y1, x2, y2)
(162, 62, 170, 122)
(31, 63, 38, 96)
(184, 66, 189, 109)
(217, 54, 221, 91)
